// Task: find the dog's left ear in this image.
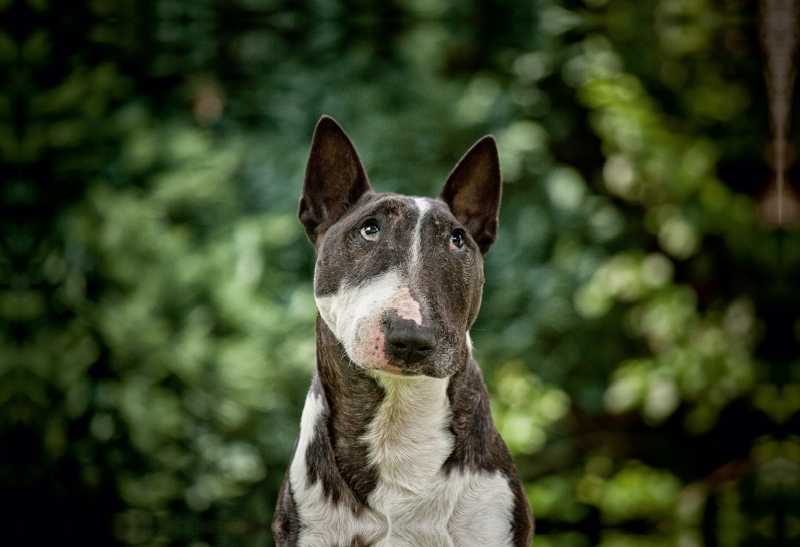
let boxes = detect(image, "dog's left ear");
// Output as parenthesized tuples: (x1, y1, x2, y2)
(439, 136, 502, 254)
(299, 116, 373, 246)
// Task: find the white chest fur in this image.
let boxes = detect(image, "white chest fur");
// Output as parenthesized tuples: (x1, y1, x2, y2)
(364, 372, 454, 495)
(289, 373, 516, 547)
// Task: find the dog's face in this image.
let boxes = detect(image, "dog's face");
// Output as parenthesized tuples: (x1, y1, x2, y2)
(299, 117, 501, 378)
(313, 195, 485, 378)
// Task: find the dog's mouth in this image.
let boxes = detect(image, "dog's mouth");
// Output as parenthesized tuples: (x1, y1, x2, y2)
(369, 360, 405, 375)
(372, 365, 422, 377)
(351, 335, 453, 379)
(369, 347, 432, 376)
(360, 344, 442, 378)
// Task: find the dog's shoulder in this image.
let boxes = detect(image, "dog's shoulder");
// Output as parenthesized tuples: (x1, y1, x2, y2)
(445, 358, 535, 546)
(444, 357, 509, 472)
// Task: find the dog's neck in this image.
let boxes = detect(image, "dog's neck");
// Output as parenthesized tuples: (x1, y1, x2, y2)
(362, 361, 454, 494)
(313, 315, 457, 500)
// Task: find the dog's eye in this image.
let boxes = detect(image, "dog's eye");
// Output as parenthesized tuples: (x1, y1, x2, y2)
(450, 230, 465, 250)
(359, 221, 381, 242)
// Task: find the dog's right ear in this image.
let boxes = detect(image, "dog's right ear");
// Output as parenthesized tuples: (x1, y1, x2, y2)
(299, 116, 372, 246)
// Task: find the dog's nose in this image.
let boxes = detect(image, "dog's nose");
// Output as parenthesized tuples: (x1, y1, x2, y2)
(385, 321, 437, 365)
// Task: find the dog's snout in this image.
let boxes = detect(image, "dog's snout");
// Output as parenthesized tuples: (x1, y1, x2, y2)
(385, 320, 437, 365)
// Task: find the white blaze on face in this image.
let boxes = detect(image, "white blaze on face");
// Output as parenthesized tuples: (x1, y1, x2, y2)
(316, 269, 424, 372)
(392, 287, 422, 324)
(409, 198, 431, 273)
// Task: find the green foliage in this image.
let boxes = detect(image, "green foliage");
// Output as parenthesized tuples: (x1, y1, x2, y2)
(2, 0, 799, 546)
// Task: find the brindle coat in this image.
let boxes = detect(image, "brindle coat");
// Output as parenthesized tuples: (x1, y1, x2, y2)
(272, 116, 534, 547)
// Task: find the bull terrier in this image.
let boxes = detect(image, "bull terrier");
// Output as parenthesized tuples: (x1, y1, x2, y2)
(272, 116, 534, 547)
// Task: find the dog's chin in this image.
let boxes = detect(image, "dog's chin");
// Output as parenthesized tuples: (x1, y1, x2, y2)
(364, 362, 406, 376)
(356, 356, 450, 379)
(384, 358, 453, 379)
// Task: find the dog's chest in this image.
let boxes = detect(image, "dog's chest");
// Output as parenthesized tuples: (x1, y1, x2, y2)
(290, 376, 516, 547)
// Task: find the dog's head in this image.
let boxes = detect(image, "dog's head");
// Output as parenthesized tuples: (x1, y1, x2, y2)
(299, 116, 501, 379)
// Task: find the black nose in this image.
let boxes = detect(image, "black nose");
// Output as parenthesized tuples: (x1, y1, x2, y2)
(385, 320, 437, 365)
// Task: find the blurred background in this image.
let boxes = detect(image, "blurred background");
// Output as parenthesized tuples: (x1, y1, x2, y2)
(2, 0, 799, 545)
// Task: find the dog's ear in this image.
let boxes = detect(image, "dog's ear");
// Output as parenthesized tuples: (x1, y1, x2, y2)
(439, 136, 502, 254)
(299, 116, 372, 245)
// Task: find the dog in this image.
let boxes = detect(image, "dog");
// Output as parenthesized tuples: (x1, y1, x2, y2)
(272, 116, 533, 547)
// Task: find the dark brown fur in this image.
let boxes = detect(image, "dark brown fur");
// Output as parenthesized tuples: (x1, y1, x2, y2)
(311, 317, 383, 507)
(272, 116, 534, 546)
